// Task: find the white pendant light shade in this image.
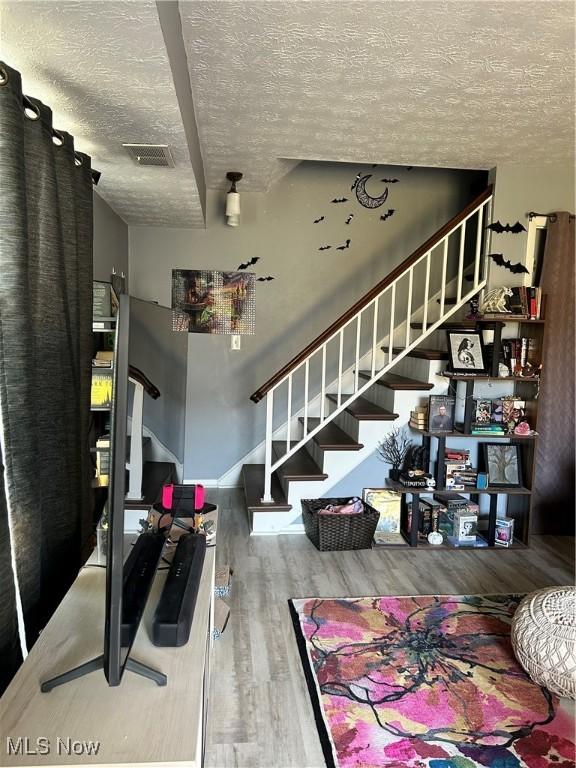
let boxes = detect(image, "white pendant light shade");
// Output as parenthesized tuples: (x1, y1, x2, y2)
(226, 191, 240, 216)
(225, 172, 242, 227)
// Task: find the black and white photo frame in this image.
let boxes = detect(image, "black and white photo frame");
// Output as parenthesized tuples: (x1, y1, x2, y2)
(446, 331, 487, 374)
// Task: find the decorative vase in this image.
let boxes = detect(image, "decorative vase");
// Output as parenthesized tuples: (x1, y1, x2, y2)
(389, 468, 400, 482)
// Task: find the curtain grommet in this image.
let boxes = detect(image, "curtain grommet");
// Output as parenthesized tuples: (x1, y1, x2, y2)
(0, 64, 8, 86)
(23, 96, 41, 121)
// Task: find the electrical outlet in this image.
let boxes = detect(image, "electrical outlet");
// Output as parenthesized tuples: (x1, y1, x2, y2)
(231, 334, 241, 351)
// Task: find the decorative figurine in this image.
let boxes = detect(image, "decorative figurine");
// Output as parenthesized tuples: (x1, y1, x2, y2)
(467, 297, 480, 319)
(480, 287, 513, 314)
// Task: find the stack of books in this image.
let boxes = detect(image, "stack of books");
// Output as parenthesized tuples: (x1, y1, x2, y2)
(92, 350, 114, 368)
(398, 472, 430, 488)
(501, 338, 539, 375)
(409, 406, 428, 431)
(471, 423, 506, 436)
(444, 448, 474, 490)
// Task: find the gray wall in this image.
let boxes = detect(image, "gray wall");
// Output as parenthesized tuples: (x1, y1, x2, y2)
(129, 161, 484, 480)
(93, 191, 129, 287)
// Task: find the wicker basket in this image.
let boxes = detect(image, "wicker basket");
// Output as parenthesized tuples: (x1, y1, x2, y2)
(302, 497, 379, 551)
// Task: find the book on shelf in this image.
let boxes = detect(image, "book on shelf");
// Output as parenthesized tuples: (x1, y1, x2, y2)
(96, 436, 110, 485)
(445, 448, 470, 461)
(92, 350, 114, 368)
(418, 498, 442, 537)
(434, 492, 472, 509)
(93, 281, 111, 319)
(362, 489, 402, 534)
(91, 369, 113, 408)
(495, 517, 515, 547)
(446, 535, 488, 548)
(373, 531, 408, 547)
(398, 473, 430, 488)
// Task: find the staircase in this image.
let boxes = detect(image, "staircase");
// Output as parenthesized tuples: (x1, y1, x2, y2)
(243, 187, 493, 534)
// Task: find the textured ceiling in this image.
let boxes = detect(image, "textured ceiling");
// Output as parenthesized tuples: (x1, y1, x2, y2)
(0, 0, 574, 225)
(181, 0, 575, 191)
(0, 0, 203, 226)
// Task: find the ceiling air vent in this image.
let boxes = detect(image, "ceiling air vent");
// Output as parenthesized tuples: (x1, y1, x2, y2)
(122, 143, 175, 168)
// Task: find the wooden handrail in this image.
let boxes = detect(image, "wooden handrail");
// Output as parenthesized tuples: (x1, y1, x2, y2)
(250, 185, 493, 403)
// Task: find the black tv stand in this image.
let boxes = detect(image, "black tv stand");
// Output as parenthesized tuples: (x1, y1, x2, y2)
(40, 654, 166, 692)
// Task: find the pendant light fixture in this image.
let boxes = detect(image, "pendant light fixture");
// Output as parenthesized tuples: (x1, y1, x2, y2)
(225, 171, 242, 226)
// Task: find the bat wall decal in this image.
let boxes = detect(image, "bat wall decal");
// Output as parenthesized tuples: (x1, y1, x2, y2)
(336, 239, 351, 251)
(313, 216, 325, 223)
(380, 209, 395, 221)
(488, 253, 529, 274)
(345, 213, 354, 225)
(318, 245, 332, 251)
(486, 221, 527, 233)
(238, 257, 259, 270)
(256, 276, 275, 281)
(380, 178, 399, 183)
(331, 197, 348, 203)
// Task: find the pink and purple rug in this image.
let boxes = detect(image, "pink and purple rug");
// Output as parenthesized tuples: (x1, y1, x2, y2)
(289, 594, 575, 768)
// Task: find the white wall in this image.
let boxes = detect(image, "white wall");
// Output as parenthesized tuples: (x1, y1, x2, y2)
(129, 161, 485, 481)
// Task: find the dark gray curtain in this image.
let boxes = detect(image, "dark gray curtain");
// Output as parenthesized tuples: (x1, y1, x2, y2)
(532, 212, 575, 535)
(0, 62, 93, 692)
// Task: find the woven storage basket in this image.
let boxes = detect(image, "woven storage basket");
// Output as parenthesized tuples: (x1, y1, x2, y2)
(302, 497, 379, 551)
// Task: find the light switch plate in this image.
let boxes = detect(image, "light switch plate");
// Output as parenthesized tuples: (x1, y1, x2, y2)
(231, 334, 241, 350)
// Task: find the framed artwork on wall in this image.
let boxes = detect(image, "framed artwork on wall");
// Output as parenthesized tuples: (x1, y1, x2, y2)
(481, 443, 523, 488)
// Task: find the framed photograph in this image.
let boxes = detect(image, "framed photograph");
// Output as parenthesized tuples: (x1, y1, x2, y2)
(481, 443, 523, 488)
(428, 394, 456, 433)
(446, 331, 487, 374)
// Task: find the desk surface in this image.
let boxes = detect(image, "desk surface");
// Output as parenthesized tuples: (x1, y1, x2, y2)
(0, 525, 216, 768)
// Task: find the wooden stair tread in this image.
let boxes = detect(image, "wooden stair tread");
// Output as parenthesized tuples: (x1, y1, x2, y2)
(298, 418, 363, 450)
(326, 393, 398, 421)
(358, 371, 434, 390)
(389, 346, 449, 360)
(242, 464, 291, 511)
(272, 442, 328, 481)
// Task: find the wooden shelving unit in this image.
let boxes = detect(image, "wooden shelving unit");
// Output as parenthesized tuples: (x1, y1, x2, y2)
(384, 306, 545, 551)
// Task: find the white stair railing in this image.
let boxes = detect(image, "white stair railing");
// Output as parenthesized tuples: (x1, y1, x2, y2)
(252, 189, 493, 503)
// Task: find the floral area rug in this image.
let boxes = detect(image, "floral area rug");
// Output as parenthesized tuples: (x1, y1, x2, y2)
(289, 594, 575, 768)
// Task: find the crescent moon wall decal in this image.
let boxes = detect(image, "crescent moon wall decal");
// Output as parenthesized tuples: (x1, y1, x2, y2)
(354, 174, 389, 209)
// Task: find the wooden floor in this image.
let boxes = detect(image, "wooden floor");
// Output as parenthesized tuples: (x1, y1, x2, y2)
(205, 488, 575, 768)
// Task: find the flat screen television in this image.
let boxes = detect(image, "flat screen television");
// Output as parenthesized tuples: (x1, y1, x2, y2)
(41, 293, 188, 691)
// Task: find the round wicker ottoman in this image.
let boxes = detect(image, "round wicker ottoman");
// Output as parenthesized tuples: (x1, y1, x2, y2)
(511, 586, 576, 699)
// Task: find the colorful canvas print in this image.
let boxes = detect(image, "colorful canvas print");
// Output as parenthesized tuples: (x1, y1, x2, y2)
(172, 269, 256, 334)
(290, 594, 575, 768)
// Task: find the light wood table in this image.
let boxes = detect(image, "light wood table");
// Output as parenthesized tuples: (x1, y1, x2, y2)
(0, 523, 216, 768)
